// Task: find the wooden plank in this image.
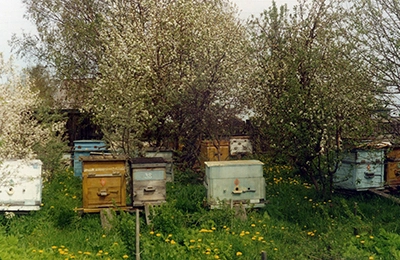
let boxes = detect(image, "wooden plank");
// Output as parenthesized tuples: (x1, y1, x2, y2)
(369, 189, 400, 204)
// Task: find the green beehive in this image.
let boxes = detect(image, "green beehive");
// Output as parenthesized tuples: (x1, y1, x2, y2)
(204, 160, 266, 209)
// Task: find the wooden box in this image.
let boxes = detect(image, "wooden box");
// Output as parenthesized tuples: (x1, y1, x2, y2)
(204, 160, 266, 208)
(0, 160, 42, 211)
(200, 140, 230, 165)
(81, 155, 127, 212)
(334, 149, 384, 191)
(130, 157, 167, 206)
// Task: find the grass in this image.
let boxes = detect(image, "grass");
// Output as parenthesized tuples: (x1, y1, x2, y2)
(1, 163, 400, 259)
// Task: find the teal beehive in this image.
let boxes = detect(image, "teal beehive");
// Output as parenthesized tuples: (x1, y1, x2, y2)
(204, 160, 266, 208)
(73, 140, 107, 177)
(334, 149, 385, 191)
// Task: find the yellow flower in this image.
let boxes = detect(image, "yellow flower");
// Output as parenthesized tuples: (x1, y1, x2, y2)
(170, 240, 176, 245)
(156, 233, 161, 237)
(198, 239, 202, 242)
(236, 252, 243, 256)
(72, 196, 77, 199)
(211, 227, 216, 230)
(189, 239, 195, 243)
(168, 234, 173, 237)
(370, 236, 374, 239)
(361, 240, 365, 244)
(83, 252, 91, 255)
(51, 246, 57, 249)
(356, 235, 360, 238)
(50, 206, 54, 209)
(123, 255, 129, 259)
(150, 231, 154, 235)
(38, 250, 43, 253)
(214, 256, 220, 259)
(205, 251, 210, 255)
(102, 234, 106, 238)
(251, 224, 256, 227)
(369, 257, 374, 260)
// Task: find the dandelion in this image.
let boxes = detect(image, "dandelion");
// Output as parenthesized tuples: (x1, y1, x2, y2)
(168, 234, 173, 238)
(190, 239, 195, 243)
(72, 196, 77, 199)
(251, 224, 256, 227)
(156, 233, 161, 237)
(170, 240, 176, 245)
(211, 227, 216, 230)
(39, 250, 43, 253)
(214, 255, 220, 259)
(356, 235, 360, 238)
(5, 211, 15, 219)
(274, 248, 278, 251)
(123, 255, 129, 259)
(102, 234, 106, 238)
(370, 236, 374, 239)
(150, 231, 154, 235)
(198, 239, 202, 242)
(361, 240, 365, 244)
(236, 252, 243, 256)
(369, 257, 374, 260)
(50, 206, 54, 209)
(51, 246, 58, 249)
(245, 231, 250, 235)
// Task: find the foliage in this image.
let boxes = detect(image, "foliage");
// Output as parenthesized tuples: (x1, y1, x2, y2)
(247, 0, 384, 196)
(0, 54, 63, 160)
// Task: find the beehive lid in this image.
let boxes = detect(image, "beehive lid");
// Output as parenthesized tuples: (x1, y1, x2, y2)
(80, 154, 127, 161)
(205, 160, 263, 167)
(131, 157, 167, 168)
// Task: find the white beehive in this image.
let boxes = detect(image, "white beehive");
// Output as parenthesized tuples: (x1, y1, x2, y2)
(0, 160, 43, 211)
(204, 160, 266, 209)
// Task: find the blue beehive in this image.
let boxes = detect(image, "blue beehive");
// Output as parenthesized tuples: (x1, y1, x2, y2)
(334, 149, 385, 191)
(73, 140, 107, 177)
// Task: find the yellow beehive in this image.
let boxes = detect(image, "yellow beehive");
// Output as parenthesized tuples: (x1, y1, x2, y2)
(386, 147, 400, 187)
(200, 140, 230, 165)
(81, 155, 127, 212)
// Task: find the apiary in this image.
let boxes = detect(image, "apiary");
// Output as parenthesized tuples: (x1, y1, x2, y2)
(81, 155, 127, 212)
(73, 140, 107, 177)
(204, 160, 266, 209)
(386, 147, 400, 186)
(0, 160, 43, 211)
(334, 149, 385, 191)
(130, 157, 167, 206)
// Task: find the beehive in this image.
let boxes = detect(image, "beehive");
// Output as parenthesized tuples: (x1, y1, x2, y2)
(230, 136, 253, 155)
(81, 155, 127, 212)
(145, 148, 174, 182)
(0, 160, 42, 211)
(204, 160, 266, 208)
(130, 157, 167, 206)
(386, 147, 400, 186)
(334, 149, 385, 191)
(200, 140, 230, 165)
(73, 140, 107, 177)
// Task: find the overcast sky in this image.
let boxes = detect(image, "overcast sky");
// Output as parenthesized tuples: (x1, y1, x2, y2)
(0, 0, 298, 68)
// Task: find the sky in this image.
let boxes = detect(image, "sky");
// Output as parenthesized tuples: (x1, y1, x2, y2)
(0, 0, 298, 69)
